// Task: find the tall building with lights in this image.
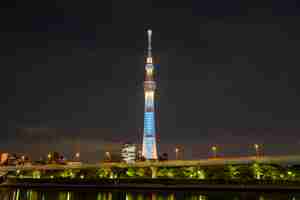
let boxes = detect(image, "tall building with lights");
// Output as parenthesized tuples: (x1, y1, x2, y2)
(142, 29, 158, 160)
(121, 143, 137, 164)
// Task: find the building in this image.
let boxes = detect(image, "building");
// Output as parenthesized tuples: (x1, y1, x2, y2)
(142, 29, 158, 160)
(175, 145, 184, 160)
(0, 153, 8, 165)
(6, 155, 18, 166)
(121, 143, 137, 164)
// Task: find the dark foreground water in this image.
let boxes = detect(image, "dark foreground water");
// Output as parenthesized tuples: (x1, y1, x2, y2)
(0, 188, 300, 200)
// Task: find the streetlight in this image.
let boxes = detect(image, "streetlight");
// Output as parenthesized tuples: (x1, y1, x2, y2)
(47, 153, 52, 160)
(21, 155, 25, 165)
(254, 144, 260, 157)
(175, 147, 179, 160)
(75, 152, 80, 161)
(211, 145, 217, 158)
(105, 151, 111, 161)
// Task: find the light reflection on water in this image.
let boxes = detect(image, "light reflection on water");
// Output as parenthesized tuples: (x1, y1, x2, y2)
(0, 188, 299, 200)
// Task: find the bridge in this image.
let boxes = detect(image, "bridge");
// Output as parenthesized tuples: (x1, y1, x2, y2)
(1, 155, 300, 173)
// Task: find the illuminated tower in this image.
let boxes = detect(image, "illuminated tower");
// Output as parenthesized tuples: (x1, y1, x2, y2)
(142, 29, 158, 160)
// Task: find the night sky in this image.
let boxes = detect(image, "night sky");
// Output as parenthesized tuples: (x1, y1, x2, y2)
(1, 0, 300, 162)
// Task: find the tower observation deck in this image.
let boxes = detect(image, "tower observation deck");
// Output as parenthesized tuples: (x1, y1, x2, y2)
(142, 29, 158, 160)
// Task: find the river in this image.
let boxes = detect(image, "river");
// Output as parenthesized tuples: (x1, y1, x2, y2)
(0, 188, 300, 200)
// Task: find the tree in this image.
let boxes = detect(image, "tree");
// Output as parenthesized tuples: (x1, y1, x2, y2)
(126, 167, 136, 177)
(206, 166, 226, 180)
(60, 169, 76, 178)
(157, 167, 178, 178)
(44, 170, 61, 179)
(251, 163, 264, 180)
(97, 168, 112, 178)
(181, 167, 205, 179)
(157, 167, 170, 178)
(32, 170, 41, 179)
(237, 165, 254, 180)
(136, 168, 145, 177)
(260, 164, 283, 180)
(286, 165, 300, 181)
(224, 165, 240, 180)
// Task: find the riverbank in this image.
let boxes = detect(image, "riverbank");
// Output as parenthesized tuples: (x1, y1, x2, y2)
(2, 178, 300, 191)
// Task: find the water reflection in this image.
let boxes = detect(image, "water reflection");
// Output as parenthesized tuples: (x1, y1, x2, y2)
(258, 194, 300, 200)
(125, 192, 163, 200)
(259, 196, 265, 200)
(59, 191, 71, 200)
(189, 194, 207, 200)
(97, 192, 112, 200)
(0, 188, 299, 200)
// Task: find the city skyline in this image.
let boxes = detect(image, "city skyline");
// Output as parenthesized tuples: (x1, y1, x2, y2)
(2, 1, 300, 162)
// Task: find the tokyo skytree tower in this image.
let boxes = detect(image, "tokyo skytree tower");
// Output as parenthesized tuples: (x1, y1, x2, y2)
(142, 29, 158, 160)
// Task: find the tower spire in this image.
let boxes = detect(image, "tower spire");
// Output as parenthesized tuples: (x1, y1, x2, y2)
(147, 29, 152, 58)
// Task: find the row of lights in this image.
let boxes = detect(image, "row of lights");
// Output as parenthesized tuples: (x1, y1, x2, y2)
(47, 152, 81, 161)
(209, 143, 263, 158)
(45, 144, 262, 162)
(174, 144, 262, 159)
(46, 151, 113, 162)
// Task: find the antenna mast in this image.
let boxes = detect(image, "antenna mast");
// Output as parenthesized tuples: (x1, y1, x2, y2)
(147, 29, 152, 58)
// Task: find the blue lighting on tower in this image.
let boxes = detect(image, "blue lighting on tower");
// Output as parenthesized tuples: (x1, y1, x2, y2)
(143, 111, 156, 159)
(144, 112, 155, 137)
